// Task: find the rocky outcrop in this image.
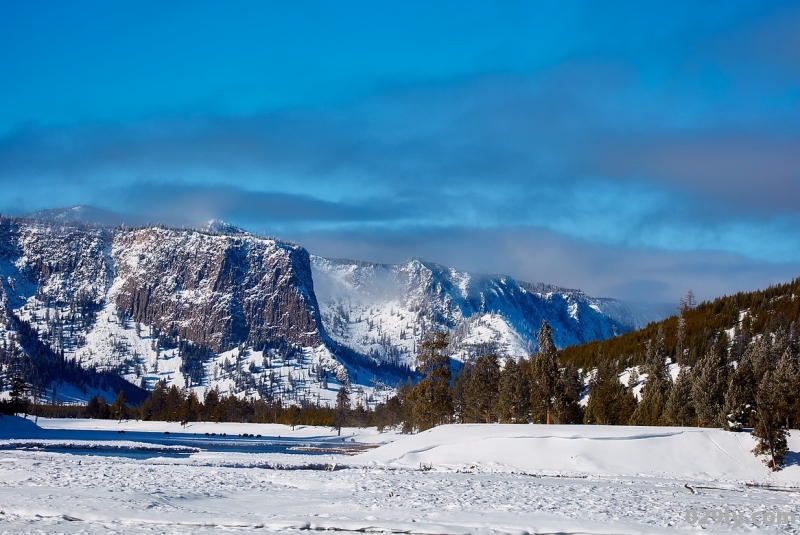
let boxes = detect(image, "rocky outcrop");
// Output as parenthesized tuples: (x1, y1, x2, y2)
(0, 218, 324, 354)
(112, 228, 323, 352)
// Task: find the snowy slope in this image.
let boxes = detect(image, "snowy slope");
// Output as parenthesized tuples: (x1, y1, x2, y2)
(312, 256, 635, 366)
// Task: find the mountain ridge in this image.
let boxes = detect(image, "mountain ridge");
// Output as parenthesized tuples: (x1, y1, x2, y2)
(1, 210, 652, 406)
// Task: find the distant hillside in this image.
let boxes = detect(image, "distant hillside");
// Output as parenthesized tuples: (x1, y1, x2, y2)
(561, 278, 800, 370)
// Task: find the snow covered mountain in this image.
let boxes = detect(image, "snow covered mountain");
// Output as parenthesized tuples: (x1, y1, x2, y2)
(1, 213, 641, 405)
(311, 257, 635, 366)
(0, 217, 362, 407)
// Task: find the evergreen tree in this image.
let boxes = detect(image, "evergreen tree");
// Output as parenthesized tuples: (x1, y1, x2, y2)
(8, 377, 28, 415)
(584, 359, 635, 425)
(110, 390, 127, 422)
(496, 358, 529, 423)
(139, 379, 168, 420)
(752, 369, 789, 470)
(774, 349, 799, 429)
(722, 355, 756, 431)
(411, 331, 453, 431)
(396, 380, 416, 434)
(676, 316, 686, 365)
(287, 405, 302, 430)
(664, 368, 694, 426)
(95, 396, 111, 419)
(164, 385, 184, 422)
(451, 361, 471, 424)
(333, 386, 350, 436)
(203, 388, 220, 422)
(181, 390, 202, 424)
(464, 353, 500, 423)
(528, 321, 559, 424)
(351, 402, 369, 428)
(631, 336, 671, 426)
(691, 347, 727, 427)
(730, 325, 750, 363)
(679, 289, 697, 312)
(374, 395, 403, 432)
(86, 395, 102, 419)
(552, 363, 583, 424)
(747, 337, 772, 383)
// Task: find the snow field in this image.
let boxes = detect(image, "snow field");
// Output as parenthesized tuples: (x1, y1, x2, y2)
(2, 417, 800, 533)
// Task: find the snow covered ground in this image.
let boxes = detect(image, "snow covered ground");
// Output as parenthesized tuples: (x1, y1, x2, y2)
(2, 417, 800, 533)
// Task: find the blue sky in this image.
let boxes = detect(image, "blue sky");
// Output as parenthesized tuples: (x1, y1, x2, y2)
(2, 1, 799, 303)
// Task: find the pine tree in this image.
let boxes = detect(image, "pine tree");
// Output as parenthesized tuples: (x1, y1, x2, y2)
(528, 321, 559, 424)
(8, 377, 28, 415)
(690, 348, 726, 427)
(351, 402, 369, 428)
(411, 331, 453, 431)
(679, 289, 697, 312)
(752, 369, 789, 471)
(110, 390, 127, 422)
(451, 361, 471, 424)
(287, 405, 302, 430)
(181, 391, 202, 424)
(584, 359, 635, 425)
(553, 363, 583, 424)
(396, 380, 416, 434)
(747, 337, 772, 382)
(140, 379, 168, 420)
(203, 388, 220, 421)
(464, 353, 500, 423)
(664, 368, 694, 426)
(333, 386, 350, 436)
(631, 334, 671, 426)
(496, 358, 529, 423)
(164, 385, 184, 422)
(774, 349, 799, 429)
(676, 316, 686, 365)
(86, 395, 102, 419)
(722, 355, 756, 431)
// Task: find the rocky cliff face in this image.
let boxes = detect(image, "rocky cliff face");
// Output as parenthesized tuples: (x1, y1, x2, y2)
(111, 227, 323, 353)
(0, 219, 323, 354)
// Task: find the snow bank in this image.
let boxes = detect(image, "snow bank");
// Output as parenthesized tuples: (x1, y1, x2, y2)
(358, 423, 800, 483)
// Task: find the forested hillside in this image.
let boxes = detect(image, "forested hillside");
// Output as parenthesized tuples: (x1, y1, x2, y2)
(561, 281, 800, 369)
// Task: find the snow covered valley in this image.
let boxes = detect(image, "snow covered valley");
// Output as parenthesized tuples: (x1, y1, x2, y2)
(2, 417, 800, 533)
